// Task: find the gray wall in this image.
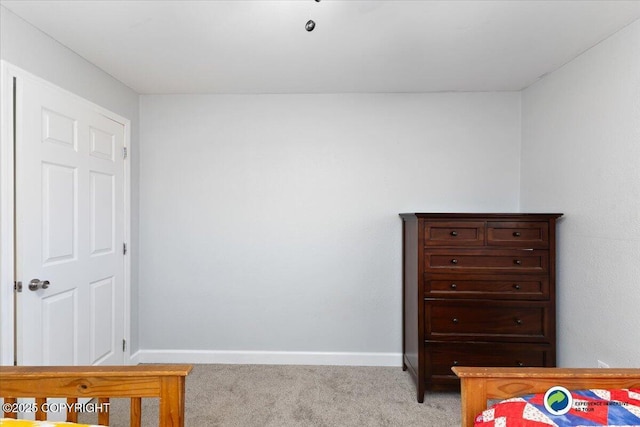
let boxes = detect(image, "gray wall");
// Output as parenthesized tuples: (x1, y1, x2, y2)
(137, 92, 521, 363)
(521, 19, 640, 367)
(0, 6, 141, 354)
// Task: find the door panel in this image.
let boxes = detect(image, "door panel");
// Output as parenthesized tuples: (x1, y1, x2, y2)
(90, 127, 115, 161)
(42, 108, 77, 150)
(42, 289, 77, 365)
(90, 171, 115, 255)
(90, 276, 114, 365)
(42, 162, 77, 264)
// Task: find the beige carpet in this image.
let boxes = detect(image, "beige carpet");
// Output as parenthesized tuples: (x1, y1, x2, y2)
(82, 364, 461, 426)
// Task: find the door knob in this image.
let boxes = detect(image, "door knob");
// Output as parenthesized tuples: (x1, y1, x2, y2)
(28, 279, 50, 291)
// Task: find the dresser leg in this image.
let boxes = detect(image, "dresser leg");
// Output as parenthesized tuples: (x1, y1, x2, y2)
(417, 380, 425, 403)
(402, 361, 408, 371)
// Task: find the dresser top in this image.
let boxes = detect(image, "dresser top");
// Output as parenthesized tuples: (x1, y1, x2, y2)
(399, 213, 563, 220)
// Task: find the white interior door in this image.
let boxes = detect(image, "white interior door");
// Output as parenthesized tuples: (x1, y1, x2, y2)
(15, 74, 126, 366)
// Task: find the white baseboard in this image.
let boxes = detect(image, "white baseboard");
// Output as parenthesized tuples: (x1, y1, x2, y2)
(129, 350, 141, 366)
(133, 349, 402, 367)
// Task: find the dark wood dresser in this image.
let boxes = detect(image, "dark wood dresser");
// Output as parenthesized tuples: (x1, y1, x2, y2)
(400, 213, 562, 402)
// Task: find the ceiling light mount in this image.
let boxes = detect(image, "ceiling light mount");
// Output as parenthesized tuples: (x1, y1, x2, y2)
(305, 20, 316, 32)
(306, 0, 320, 32)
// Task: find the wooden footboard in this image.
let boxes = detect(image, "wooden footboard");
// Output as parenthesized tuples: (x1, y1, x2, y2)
(0, 364, 192, 427)
(453, 366, 640, 427)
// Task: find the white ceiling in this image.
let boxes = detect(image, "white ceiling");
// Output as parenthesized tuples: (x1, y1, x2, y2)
(2, 0, 640, 94)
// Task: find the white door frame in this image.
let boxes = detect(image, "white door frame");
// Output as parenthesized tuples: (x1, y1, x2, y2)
(0, 61, 132, 366)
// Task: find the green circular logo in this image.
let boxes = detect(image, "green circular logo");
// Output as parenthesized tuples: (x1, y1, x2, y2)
(544, 386, 573, 415)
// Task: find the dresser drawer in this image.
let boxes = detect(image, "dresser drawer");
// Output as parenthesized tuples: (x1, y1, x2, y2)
(425, 274, 549, 300)
(425, 300, 550, 341)
(424, 221, 485, 246)
(425, 249, 549, 273)
(487, 221, 549, 248)
(427, 342, 553, 378)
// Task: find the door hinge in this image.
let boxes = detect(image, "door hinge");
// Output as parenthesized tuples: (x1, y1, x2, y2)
(123, 243, 127, 255)
(14, 281, 22, 293)
(122, 339, 126, 352)
(122, 147, 128, 159)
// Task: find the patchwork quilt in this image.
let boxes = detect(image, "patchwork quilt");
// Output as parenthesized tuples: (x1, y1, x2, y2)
(475, 389, 640, 427)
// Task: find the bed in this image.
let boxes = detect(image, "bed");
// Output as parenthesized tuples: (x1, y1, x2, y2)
(0, 364, 192, 426)
(453, 367, 640, 427)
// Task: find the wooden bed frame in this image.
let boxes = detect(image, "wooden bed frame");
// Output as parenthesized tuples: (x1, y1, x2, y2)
(0, 364, 192, 426)
(453, 366, 640, 427)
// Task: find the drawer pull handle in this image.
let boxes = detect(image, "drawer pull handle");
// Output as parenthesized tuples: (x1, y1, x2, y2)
(513, 232, 521, 237)
(515, 319, 523, 325)
(452, 318, 459, 324)
(452, 360, 459, 366)
(451, 259, 458, 265)
(514, 259, 522, 265)
(517, 361, 524, 367)
(450, 231, 458, 237)
(513, 284, 521, 290)
(450, 283, 457, 290)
